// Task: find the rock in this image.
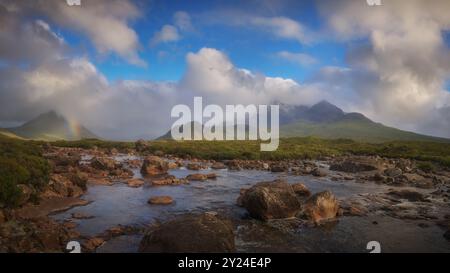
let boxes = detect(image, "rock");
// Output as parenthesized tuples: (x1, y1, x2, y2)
(387, 190, 427, 202)
(186, 173, 217, 181)
(401, 173, 433, 189)
(91, 157, 117, 171)
(211, 162, 227, 169)
(148, 196, 173, 205)
(226, 160, 242, 171)
(127, 178, 145, 188)
(270, 164, 287, 173)
(384, 168, 402, 178)
(312, 168, 327, 177)
(330, 159, 381, 173)
(206, 173, 218, 179)
(167, 162, 179, 169)
(141, 156, 169, 176)
(139, 213, 235, 253)
(186, 173, 207, 181)
(187, 163, 202, 170)
(83, 237, 105, 252)
(301, 191, 339, 223)
(17, 184, 33, 206)
(151, 175, 187, 186)
(240, 180, 301, 220)
(291, 183, 311, 198)
(71, 212, 94, 219)
(236, 188, 248, 207)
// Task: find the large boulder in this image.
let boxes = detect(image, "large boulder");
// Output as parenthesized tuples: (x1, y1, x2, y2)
(91, 157, 118, 171)
(240, 180, 301, 220)
(141, 156, 169, 176)
(139, 213, 235, 253)
(301, 191, 339, 223)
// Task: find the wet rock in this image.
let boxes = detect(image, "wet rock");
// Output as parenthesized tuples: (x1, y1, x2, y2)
(226, 160, 242, 171)
(83, 237, 105, 252)
(387, 190, 427, 202)
(148, 196, 173, 205)
(211, 162, 227, 169)
(236, 188, 248, 207)
(270, 164, 288, 173)
(330, 159, 381, 173)
(187, 163, 202, 170)
(312, 168, 327, 177)
(141, 156, 169, 176)
(167, 162, 179, 169)
(186, 173, 208, 181)
(291, 183, 311, 199)
(91, 157, 117, 171)
(301, 191, 339, 223)
(151, 175, 187, 186)
(127, 178, 145, 188)
(71, 212, 94, 219)
(240, 180, 301, 220)
(139, 213, 235, 253)
(385, 168, 402, 178)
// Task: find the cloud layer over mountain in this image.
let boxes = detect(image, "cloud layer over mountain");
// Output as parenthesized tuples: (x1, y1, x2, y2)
(0, 0, 449, 139)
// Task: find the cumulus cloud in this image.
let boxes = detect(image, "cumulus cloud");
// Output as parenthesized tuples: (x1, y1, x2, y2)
(0, 0, 146, 66)
(150, 25, 181, 46)
(180, 48, 327, 106)
(276, 51, 318, 66)
(316, 0, 450, 137)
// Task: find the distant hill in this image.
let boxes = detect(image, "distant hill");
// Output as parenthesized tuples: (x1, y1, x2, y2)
(279, 101, 449, 143)
(157, 100, 450, 143)
(2, 111, 99, 141)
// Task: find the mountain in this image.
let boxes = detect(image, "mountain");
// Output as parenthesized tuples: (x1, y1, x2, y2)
(3, 111, 99, 141)
(157, 100, 450, 143)
(279, 100, 449, 142)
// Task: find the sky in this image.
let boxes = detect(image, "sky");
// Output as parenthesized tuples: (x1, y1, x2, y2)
(0, 0, 450, 140)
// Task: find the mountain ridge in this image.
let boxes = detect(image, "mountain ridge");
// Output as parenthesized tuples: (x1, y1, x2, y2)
(2, 111, 99, 141)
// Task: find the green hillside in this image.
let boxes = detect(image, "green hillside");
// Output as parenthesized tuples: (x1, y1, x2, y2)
(3, 111, 98, 141)
(280, 119, 449, 143)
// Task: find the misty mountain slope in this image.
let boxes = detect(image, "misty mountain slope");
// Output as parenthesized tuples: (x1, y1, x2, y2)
(4, 111, 99, 141)
(158, 101, 449, 143)
(279, 101, 449, 143)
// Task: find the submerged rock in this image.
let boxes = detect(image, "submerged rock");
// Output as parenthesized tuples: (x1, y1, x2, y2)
(211, 162, 227, 169)
(148, 196, 173, 205)
(141, 156, 169, 176)
(387, 190, 427, 202)
(301, 191, 339, 223)
(240, 180, 301, 220)
(127, 178, 145, 188)
(139, 213, 235, 253)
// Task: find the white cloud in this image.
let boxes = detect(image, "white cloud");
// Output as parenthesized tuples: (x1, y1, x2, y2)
(174, 11, 194, 32)
(316, 0, 450, 137)
(0, 0, 146, 66)
(250, 16, 312, 44)
(150, 25, 181, 46)
(277, 51, 318, 66)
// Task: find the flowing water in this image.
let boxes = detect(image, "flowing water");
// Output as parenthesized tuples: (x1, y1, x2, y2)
(52, 156, 450, 253)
